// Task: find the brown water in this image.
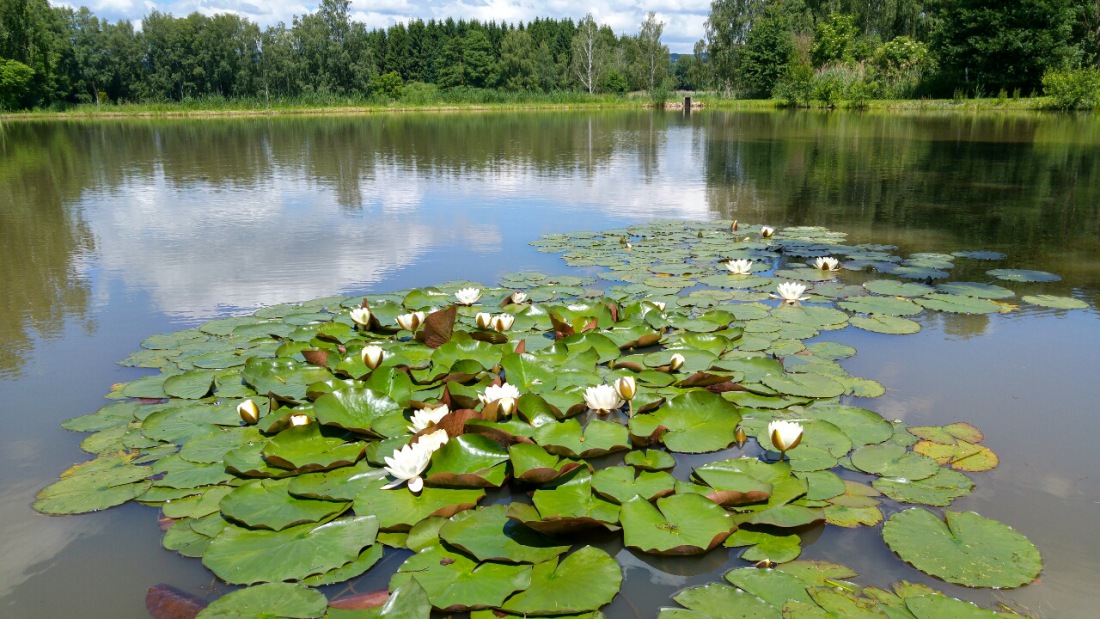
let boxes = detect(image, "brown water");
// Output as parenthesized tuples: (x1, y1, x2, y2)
(1, 110, 1098, 618)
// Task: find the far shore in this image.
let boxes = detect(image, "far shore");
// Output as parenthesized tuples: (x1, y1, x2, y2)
(1, 95, 1083, 121)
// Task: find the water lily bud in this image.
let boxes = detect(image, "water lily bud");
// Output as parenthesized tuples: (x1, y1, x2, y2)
(768, 420, 803, 453)
(396, 312, 421, 331)
(237, 399, 259, 425)
(734, 426, 747, 447)
(668, 353, 685, 371)
(290, 414, 311, 426)
(475, 312, 493, 329)
(653, 301, 666, 312)
(413, 311, 427, 325)
(498, 397, 517, 417)
(614, 376, 637, 401)
(731, 219, 739, 232)
(349, 307, 372, 328)
(361, 345, 384, 370)
(510, 291, 527, 304)
(491, 313, 515, 332)
(760, 226, 775, 238)
(417, 429, 450, 453)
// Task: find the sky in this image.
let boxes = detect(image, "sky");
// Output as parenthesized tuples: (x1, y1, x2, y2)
(64, 0, 712, 54)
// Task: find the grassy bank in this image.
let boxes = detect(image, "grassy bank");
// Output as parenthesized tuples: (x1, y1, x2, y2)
(1, 90, 1085, 121)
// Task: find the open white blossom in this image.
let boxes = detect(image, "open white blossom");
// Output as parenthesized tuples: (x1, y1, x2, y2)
(651, 301, 666, 312)
(725, 259, 754, 275)
(408, 404, 450, 433)
(417, 429, 450, 453)
(455, 287, 482, 305)
(479, 383, 520, 416)
(396, 312, 422, 331)
(813, 257, 840, 271)
(510, 291, 528, 304)
(491, 313, 515, 332)
(584, 384, 625, 414)
(382, 442, 433, 493)
(290, 414, 311, 426)
(768, 420, 804, 453)
(772, 282, 810, 303)
(349, 308, 372, 328)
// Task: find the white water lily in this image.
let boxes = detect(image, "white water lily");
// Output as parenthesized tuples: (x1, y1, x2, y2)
(613, 376, 637, 401)
(773, 282, 810, 303)
(349, 307, 372, 328)
(479, 383, 520, 416)
(668, 353, 685, 371)
(652, 301, 666, 312)
(813, 256, 840, 271)
(408, 404, 450, 432)
(510, 291, 528, 304)
(475, 312, 493, 329)
(290, 414, 311, 427)
(768, 420, 804, 454)
(382, 442, 433, 493)
(455, 287, 482, 305)
(725, 258, 754, 275)
(237, 399, 259, 425)
(396, 312, 422, 331)
(491, 313, 515, 332)
(361, 345, 384, 370)
(584, 384, 625, 414)
(760, 226, 776, 238)
(417, 428, 450, 453)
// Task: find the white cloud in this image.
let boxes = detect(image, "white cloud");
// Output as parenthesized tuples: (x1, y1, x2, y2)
(92, 0, 707, 52)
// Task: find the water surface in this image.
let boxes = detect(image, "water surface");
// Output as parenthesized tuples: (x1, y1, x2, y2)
(1, 111, 1098, 618)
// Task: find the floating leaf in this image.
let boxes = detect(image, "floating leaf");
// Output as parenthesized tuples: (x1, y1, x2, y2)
(218, 478, 349, 530)
(391, 544, 532, 612)
(873, 468, 974, 507)
(628, 391, 741, 453)
(197, 582, 327, 619)
(620, 494, 736, 555)
(354, 480, 483, 531)
(849, 314, 921, 335)
(724, 528, 802, 563)
(34, 455, 152, 515)
(986, 268, 1061, 283)
(592, 466, 676, 504)
(915, 293, 1000, 314)
(882, 509, 1042, 588)
(533, 418, 630, 459)
(500, 546, 622, 615)
(849, 444, 939, 481)
(1021, 294, 1088, 310)
(664, 582, 779, 618)
(439, 504, 570, 564)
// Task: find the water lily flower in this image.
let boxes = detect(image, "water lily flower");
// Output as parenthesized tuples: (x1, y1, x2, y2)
(584, 384, 625, 414)
(510, 291, 528, 304)
(396, 312, 422, 331)
(349, 308, 372, 328)
(237, 399, 259, 425)
(613, 376, 637, 401)
(290, 414, 311, 427)
(760, 226, 775, 238)
(408, 404, 449, 433)
(726, 258, 754, 275)
(734, 426, 748, 448)
(417, 428, 450, 453)
(652, 301, 666, 312)
(475, 312, 493, 329)
(491, 313, 515, 332)
(768, 420, 804, 455)
(772, 282, 810, 304)
(361, 345, 384, 370)
(668, 353, 685, 371)
(813, 257, 840, 271)
(382, 442, 433, 493)
(455, 287, 482, 305)
(479, 383, 520, 416)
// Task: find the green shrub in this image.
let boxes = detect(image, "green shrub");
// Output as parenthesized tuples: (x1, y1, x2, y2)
(1042, 67, 1100, 110)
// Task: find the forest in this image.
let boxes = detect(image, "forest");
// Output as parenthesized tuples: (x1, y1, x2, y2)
(1, 0, 1099, 110)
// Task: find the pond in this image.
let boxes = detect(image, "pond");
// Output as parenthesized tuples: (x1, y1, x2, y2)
(1, 110, 1098, 618)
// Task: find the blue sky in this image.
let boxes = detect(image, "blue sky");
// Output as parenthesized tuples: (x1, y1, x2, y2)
(61, 0, 711, 53)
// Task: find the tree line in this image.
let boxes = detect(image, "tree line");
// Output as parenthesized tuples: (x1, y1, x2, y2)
(2, 0, 1099, 110)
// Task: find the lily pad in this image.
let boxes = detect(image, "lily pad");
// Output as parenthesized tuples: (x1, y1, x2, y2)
(882, 509, 1042, 588)
(197, 582, 327, 618)
(664, 582, 780, 618)
(500, 546, 622, 615)
(533, 418, 630, 459)
(628, 391, 741, 453)
(439, 504, 570, 564)
(592, 466, 677, 504)
(391, 544, 533, 612)
(34, 455, 152, 515)
(620, 494, 736, 555)
(849, 444, 939, 481)
(849, 315, 922, 335)
(724, 528, 802, 563)
(1022, 294, 1088, 310)
(218, 478, 349, 530)
(986, 268, 1061, 283)
(873, 468, 974, 507)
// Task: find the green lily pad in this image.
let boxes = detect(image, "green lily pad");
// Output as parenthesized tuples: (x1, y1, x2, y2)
(839, 296, 923, 316)
(203, 515, 379, 584)
(533, 418, 630, 459)
(761, 373, 845, 399)
(664, 582, 780, 618)
(620, 494, 736, 555)
(439, 504, 570, 564)
(354, 480, 484, 531)
(163, 370, 216, 399)
(915, 293, 1000, 314)
(218, 478, 349, 531)
(986, 268, 1061, 283)
(628, 391, 741, 453)
(261, 424, 364, 472)
(424, 434, 510, 488)
(34, 455, 152, 515)
(905, 593, 1015, 618)
(391, 544, 533, 612)
(286, 460, 389, 501)
(508, 443, 586, 484)
(862, 280, 935, 297)
(1022, 294, 1088, 310)
(849, 314, 922, 335)
(882, 509, 1042, 588)
(313, 384, 403, 435)
(302, 542, 385, 586)
(624, 449, 677, 471)
(517, 470, 621, 533)
(873, 468, 974, 507)
(197, 582, 327, 618)
(592, 466, 677, 504)
(849, 444, 939, 481)
(935, 282, 1015, 300)
(500, 546, 622, 615)
(724, 528, 802, 563)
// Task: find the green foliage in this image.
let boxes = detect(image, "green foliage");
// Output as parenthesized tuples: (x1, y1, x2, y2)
(739, 6, 797, 98)
(1042, 66, 1100, 109)
(0, 58, 34, 109)
(811, 13, 860, 68)
(871, 36, 933, 98)
(370, 71, 403, 100)
(774, 61, 813, 107)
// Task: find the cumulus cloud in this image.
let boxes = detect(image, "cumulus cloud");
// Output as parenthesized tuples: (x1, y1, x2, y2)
(90, 0, 708, 52)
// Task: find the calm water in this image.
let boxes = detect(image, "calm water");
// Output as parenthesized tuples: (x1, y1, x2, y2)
(1, 111, 1098, 618)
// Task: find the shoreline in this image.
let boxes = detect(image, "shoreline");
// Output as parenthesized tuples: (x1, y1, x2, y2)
(0, 96, 1084, 121)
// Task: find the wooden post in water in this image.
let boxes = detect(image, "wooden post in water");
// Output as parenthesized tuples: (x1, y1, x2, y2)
(683, 96, 692, 115)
